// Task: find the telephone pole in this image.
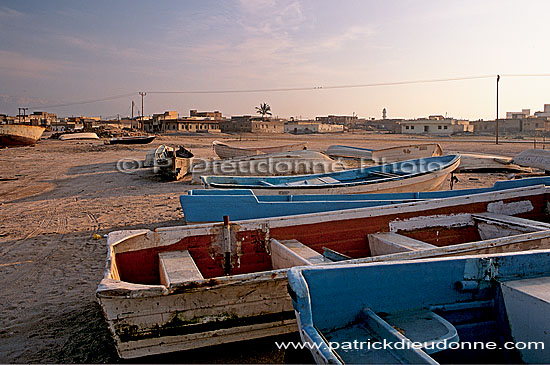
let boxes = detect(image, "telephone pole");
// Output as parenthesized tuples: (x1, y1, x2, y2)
(139, 92, 147, 130)
(496, 75, 500, 145)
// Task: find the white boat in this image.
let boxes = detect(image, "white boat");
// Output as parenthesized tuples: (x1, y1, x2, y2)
(190, 150, 347, 183)
(212, 140, 307, 159)
(326, 143, 443, 163)
(97, 183, 550, 358)
(58, 132, 99, 140)
(0, 124, 45, 146)
(513, 149, 550, 172)
(201, 155, 461, 195)
(457, 152, 532, 172)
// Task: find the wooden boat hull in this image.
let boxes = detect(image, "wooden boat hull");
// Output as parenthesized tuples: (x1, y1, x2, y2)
(181, 177, 550, 222)
(371, 143, 443, 163)
(202, 155, 461, 195)
(191, 150, 346, 183)
(513, 149, 550, 172)
(98, 184, 550, 358)
(213, 140, 307, 159)
(457, 152, 531, 172)
(58, 132, 99, 140)
(288, 250, 550, 363)
(0, 124, 45, 146)
(326, 143, 442, 163)
(109, 136, 156, 145)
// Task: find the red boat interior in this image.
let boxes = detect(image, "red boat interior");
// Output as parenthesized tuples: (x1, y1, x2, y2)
(114, 193, 550, 286)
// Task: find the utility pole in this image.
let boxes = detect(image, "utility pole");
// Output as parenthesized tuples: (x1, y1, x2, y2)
(496, 75, 500, 145)
(131, 100, 135, 128)
(139, 92, 147, 131)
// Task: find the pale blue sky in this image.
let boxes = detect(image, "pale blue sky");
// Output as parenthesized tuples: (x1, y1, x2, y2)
(1, 0, 549, 119)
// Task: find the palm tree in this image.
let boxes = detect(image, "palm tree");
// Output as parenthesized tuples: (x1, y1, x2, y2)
(255, 103, 272, 119)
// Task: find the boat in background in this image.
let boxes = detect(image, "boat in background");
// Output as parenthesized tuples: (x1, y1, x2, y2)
(98, 182, 550, 358)
(108, 135, 156, 145)
(201, 155, 461, 195)
(212, 140, 307, 159)
(457, 152, 531, 172)
(0, 124, 45, 147)
(58, 132, 99, 140)
(513, 149, 550, 172)
(326, 143, 442, 163)
(181, 176, 550, 222)
(190, 150, 347, 183)
(287, 249, 550, 364)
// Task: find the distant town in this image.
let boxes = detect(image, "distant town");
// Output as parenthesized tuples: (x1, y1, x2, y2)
(2, 103, 550, 137)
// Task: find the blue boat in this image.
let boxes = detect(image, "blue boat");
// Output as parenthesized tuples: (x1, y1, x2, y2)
(181, 176, 550, 222)
(287, 250, 550, 364)
(200, 155, 461, 195)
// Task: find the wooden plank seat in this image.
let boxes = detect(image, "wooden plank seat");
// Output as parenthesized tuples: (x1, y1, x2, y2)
(370, 171, 401, 178)
(368, 232, 437, 256)
(270, 239, 331, 269)
(159, 250, 203, 287)
(472, 213, 550, 232)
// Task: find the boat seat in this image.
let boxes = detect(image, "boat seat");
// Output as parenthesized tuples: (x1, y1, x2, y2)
(368, 232, 437, 256)
(322, 247, 351, 262)
(270, 239, 331, 269)
(372, 308, 459, 354)
(499, 276, 550, 363)
(158, 250, 203, 287)
(370, 171, 401, 178)
(472, 213, 550, 232)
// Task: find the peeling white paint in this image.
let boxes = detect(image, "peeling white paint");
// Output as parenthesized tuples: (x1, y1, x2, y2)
(487, 200, 533, 215)
(390, 213, 473, 232)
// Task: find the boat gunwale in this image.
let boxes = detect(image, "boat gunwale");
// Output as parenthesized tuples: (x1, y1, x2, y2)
(98, 184, 550, 298)
(201, 154, 460, 189)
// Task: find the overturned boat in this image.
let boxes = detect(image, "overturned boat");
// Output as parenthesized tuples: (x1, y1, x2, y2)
(212, 140, 307, 159)
(0, 124, 45, 147)
(98, 181, 550, 358)
(108, 135, 156, 145)
(58, 132, 99, 140)
(201, 155, 461, 195)
(326, 143, 443, 163)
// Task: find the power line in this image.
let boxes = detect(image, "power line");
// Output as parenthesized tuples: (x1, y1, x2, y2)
(28, 92, 136, 109)
(145, 74, 497, 95)
(22, 73, 550, 110)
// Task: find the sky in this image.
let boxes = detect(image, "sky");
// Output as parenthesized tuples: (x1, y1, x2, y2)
(0, 0, 549, 120)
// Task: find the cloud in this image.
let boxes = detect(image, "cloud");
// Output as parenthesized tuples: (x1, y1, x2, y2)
(0, 6, 24, 19)
(0, 50, 72, 79)
(58, 35, 144, 60)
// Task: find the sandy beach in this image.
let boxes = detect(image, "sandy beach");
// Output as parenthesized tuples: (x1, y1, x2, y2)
(0, 132, 541, 363)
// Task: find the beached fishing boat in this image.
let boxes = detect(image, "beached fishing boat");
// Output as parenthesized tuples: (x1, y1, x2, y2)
(457, 152, 531, 172)
(98, 182, 550, 358)
(212, 140, 307, 159)
(108, 135, 156, 145)
(200, 155, 461, 195)
(287, 249, 550, 363)
(0, 124, 45, 147)
(181, 177, 550, 222)
(190, 150, 347, 183)
(326, 143, 443, 163)
(58, 132, 99, 140)
(513, 149, 550, 172)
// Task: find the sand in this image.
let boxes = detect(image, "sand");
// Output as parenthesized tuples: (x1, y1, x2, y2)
(0, 132, 540, 363)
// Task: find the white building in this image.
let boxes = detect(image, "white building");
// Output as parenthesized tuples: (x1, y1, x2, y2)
(400, 115, 472, 135)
